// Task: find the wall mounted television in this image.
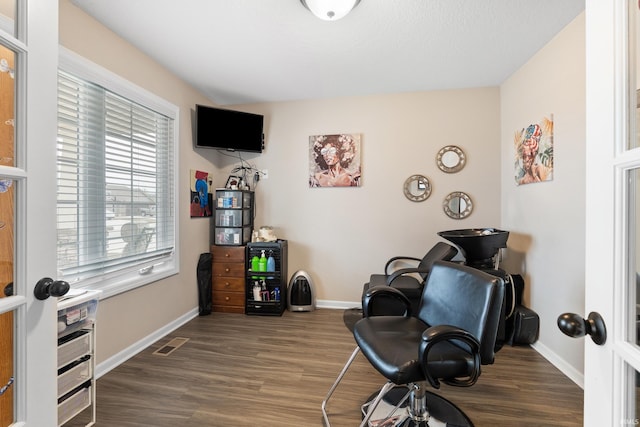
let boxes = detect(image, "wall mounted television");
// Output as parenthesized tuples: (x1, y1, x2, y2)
(195, 104, 264, 153)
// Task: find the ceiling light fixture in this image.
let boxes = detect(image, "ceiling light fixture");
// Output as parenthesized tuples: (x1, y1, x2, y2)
(300, 0, 361, 21)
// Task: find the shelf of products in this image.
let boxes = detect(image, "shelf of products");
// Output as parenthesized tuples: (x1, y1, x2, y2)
(212, 190, 254, 246)
(245, 240, 288, 316)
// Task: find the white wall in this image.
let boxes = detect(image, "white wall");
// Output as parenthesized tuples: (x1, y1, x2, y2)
(220, 88, 502, 304)
(500, 13, 586, 384)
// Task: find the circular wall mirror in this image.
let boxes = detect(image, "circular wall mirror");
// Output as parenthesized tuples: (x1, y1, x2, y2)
(443, 191, 473, 219)
(436, 145, 466, 173)
(403, 174, 432, 202)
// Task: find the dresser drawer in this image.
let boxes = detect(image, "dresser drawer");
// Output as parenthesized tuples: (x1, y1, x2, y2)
(212, 277, 245, 292)
(212, 262, 244, 277)
(211, 245, 245, 263)
(212, 291, 245, 307)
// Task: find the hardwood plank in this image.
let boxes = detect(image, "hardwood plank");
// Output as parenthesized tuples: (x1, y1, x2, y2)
(64, 309, 583, 427)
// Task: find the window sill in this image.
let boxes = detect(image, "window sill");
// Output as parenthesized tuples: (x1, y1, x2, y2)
(71, 259, 178, 300)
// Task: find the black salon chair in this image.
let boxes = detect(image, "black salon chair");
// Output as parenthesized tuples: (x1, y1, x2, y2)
(323, 261, 504, 427)
(362, 242, 458, 315)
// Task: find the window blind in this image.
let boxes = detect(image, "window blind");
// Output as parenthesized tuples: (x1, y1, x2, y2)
(56, 70, 175, 284)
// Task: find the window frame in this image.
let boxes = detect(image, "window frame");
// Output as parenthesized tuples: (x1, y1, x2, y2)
(57, 46, 180, 298)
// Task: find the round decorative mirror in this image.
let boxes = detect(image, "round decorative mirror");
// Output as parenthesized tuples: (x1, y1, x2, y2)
(443, 191, 473, 219)
(403, 174, 432, 202)
(436, 145, 466, 173)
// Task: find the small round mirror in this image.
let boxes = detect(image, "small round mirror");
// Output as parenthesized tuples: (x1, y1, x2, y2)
(403, 174, 431, 202)
(436, 145, 466, 173)
(443, 191, 473, 219)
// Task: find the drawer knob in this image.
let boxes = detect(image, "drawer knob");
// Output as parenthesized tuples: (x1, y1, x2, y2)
(225, 282, 230, 287)
(225, 253, 230, 257)
(225, 268, 230, 273)
(225, 296, 230, 301)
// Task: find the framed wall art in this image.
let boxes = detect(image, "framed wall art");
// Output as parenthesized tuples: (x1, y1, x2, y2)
(309, 133, 361, 188)
(190, 169, 213, 217)
(514, 115, 554, 186)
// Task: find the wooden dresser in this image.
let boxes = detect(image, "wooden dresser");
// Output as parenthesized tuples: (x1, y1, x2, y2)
(211, 245, 245, 313)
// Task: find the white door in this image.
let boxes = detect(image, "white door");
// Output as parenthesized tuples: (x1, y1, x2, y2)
(0, 0, 60, 425)
(581, 0, 640, 425)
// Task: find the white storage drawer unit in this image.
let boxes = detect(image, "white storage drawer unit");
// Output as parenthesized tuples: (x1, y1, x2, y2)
(57, 290, 101, 427)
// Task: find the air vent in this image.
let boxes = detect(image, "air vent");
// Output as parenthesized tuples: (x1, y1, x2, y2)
(153, 337, 189, 357)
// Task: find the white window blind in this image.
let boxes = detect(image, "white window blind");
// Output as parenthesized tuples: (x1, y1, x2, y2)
(56, 69, 176, 290)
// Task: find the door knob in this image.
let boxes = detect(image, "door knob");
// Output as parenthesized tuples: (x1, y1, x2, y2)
(34, 277, 70, 300)
(557, 311, 607, 345)
(3, 282, 12, 297)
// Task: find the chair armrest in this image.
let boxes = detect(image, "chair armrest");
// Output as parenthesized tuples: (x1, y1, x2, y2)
(383, 256, 422, 275)
(386, 266, 430, 286)
(362, 285, 413, 318)
(419, 325, 481, 389)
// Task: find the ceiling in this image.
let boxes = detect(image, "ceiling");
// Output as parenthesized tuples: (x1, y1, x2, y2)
(71, 0, 585, 106)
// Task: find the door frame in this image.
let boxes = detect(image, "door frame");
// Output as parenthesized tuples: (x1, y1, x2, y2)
(583, 0, 640, 425)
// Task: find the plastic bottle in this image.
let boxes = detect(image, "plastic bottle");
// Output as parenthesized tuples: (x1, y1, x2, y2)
(252, 281, 262, 301)
(274, 287, 280, 301)
(266, 250, 275, 279)
(258, 250, 267, 272)
(251, 254, 259, 279)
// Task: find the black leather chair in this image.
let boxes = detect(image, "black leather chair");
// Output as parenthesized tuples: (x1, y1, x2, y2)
(362, 242, 458, 315)
(323, 261, 505, 427)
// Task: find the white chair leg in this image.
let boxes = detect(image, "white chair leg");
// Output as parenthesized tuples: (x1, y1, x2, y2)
(321, 346, 360, 426)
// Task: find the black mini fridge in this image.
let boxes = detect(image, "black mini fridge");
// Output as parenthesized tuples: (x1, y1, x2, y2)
(288, 270, 315, 312)
(246, 240, 287, 316)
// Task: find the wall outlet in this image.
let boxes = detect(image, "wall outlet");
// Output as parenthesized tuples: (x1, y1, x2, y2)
(261, 169, 269, 180)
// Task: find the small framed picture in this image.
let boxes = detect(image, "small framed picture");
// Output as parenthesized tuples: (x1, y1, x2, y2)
(225, 175, 241, 189)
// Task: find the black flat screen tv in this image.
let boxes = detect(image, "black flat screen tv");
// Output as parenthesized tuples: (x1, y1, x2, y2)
(195, 105, 264, 153)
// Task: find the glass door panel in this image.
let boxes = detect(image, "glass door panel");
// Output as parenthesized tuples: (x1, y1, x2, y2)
(0, 178, 14, 426)
(634, 168, 640, 349)
(0, 34, 16, 427)
(0, 1, 15, 37)
(0, 44, 13, 168)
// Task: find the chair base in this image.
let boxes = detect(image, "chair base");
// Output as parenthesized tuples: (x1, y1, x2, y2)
(362, 386, 474, 427)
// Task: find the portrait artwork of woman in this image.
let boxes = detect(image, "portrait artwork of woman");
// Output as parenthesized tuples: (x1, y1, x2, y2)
(309, 134, 361, 188)
(514, 117, 554, 186)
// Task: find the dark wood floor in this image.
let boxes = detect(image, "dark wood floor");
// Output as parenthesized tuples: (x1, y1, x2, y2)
(65, 309, 583, 427)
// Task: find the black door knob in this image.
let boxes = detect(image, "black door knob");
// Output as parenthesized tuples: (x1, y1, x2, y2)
(3, 282, 12, 297)
(33, 277, 70, 300)
(557, 311, 607, 345)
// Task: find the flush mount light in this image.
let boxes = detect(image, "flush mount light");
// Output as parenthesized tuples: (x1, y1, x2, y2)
(300, 0, 361, 21)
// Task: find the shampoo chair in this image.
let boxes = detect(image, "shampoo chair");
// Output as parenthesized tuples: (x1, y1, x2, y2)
(362, 241, 458, 315)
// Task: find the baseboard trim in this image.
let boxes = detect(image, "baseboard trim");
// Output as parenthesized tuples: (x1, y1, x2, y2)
(95, 308, 199, 379)
(530, 340, 584, 389)
(316, 299, 360, 310)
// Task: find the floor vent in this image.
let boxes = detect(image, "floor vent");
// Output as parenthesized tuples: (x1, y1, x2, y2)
(153, 337, 189, 357)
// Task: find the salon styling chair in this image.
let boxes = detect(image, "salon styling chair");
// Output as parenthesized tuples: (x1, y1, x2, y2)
(362, 242, 458, 315)
(323, 261, 505, 427)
